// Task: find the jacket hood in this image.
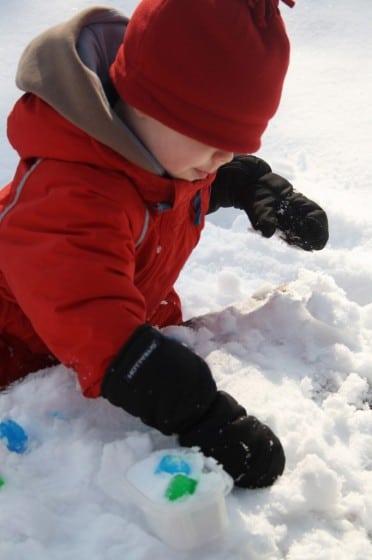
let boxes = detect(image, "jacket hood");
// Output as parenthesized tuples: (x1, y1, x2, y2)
(13, 7, 163, 175)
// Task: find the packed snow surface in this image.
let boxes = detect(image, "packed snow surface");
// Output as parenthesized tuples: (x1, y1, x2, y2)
(1, 1, 372, 558)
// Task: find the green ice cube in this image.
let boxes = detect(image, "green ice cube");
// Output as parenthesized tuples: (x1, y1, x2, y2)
(165, 474, 198, 501)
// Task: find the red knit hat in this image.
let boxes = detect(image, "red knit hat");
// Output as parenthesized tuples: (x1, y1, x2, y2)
(110, 0, 293, 153)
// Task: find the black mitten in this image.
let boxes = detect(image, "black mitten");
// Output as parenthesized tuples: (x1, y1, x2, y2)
(209, 154, 328, 251)
(180, 391, 285, 488)
(275, 192, 329, 250)
(101, 324, 217, 435)
(101, 324, 285, 488)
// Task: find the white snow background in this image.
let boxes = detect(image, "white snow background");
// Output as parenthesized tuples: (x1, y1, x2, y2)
(1, 1, 372, 558)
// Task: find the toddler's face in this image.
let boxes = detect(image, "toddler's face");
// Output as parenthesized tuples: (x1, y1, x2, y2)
(132, 109, 234, 181)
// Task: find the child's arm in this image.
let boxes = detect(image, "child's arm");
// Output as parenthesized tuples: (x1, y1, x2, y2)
(208, 155, 329, 251)
(0, 161, 147, 397)
(101, 323, 285, 489)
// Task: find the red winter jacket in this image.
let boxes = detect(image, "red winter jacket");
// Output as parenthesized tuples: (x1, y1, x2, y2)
(0, 8, 213, 396)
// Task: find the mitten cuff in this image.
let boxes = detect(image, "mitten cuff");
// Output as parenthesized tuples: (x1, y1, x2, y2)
(101, 324, 217, 435)
(208, 155, 272, 214)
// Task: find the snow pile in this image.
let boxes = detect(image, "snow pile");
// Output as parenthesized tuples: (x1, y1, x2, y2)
(1, 272, 372, 558)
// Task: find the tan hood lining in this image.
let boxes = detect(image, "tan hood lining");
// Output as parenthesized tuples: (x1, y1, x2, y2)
(15, 7, 162, 175)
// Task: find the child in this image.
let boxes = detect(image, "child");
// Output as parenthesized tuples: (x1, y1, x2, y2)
(0, 0, 328, 488)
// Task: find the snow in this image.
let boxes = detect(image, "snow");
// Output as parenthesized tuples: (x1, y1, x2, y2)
(1, 1, 372, 558)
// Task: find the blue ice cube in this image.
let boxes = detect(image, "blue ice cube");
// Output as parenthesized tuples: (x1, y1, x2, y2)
(0, 419, 28, 454)
(155, 454, 191, 476)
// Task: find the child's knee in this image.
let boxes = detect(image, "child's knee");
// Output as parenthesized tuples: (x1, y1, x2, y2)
(0, 334, 57, 390)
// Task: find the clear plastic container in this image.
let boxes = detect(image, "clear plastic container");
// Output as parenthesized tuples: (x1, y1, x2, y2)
(124, 448, 233, 550)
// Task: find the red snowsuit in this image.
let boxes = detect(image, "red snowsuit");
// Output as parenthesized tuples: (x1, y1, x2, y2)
(0, 8, 213, 395)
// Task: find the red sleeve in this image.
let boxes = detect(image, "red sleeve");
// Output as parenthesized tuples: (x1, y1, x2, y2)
(0, 160, 147, 397)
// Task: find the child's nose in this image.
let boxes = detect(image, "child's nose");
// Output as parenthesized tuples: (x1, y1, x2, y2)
(213, 150, 234, 167)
